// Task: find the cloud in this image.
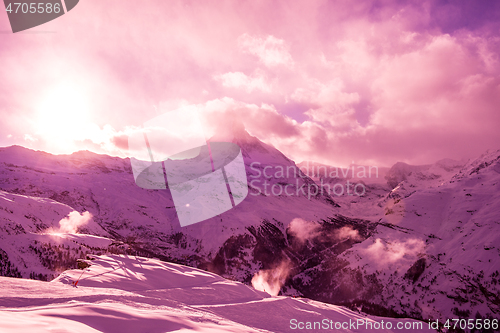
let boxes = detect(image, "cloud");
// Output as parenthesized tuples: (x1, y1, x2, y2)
(229, 29, 500, 166)
(362, 238, 425, 269)
(52, 211, 93, 234)
(1, 0, 499, 167)
(335, 226, 362, 242)
(287, 218, 321, 244)
(238, 33, 294, 68)
(214, 70, 271, 93)
(251, 259, 292, 296)
(291, 78, 361, 130)
(24, 134, 37, 143)
(288, 219, 362, 246)
(189, 97, 300, 141)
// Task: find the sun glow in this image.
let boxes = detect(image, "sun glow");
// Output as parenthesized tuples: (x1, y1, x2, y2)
(37, 84, 89, 135)
(35, 83, 93, 152)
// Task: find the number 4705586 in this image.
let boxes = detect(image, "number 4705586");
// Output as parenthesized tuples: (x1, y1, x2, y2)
(5, 2, 61, 14)
(443, 318, 498, 330)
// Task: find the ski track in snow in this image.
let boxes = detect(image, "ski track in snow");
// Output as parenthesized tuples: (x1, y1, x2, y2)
(0, 255, 435, 332)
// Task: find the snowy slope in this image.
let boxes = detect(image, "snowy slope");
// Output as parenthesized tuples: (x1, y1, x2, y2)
(0, 254, 435, 332)
(0, 189, 115, 280)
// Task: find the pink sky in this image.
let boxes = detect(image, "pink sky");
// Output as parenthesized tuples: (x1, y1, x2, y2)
(1, 0, 499, 167)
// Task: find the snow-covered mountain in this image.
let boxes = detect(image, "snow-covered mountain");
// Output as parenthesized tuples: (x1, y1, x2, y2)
(0, 131, 342, 279)
(0, 132, 499, 330)
(0, 254, 434, 332)
(333, 151, 500, 323)
(297, 161, 390, 185)
(385, 158, 466, 192)
(295, 161, 392, 220)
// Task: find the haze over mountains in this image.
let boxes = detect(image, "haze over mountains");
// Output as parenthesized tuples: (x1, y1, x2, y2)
(0, 129, 499, 331)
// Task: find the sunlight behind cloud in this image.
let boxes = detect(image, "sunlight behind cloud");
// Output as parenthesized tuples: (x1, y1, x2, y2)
(32, 82, 123, 155)
(35, 83, 91, 152)
(37, 83, 89, 134)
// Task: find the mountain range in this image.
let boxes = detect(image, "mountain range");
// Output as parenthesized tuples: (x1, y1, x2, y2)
(0, 129, 499, 331)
